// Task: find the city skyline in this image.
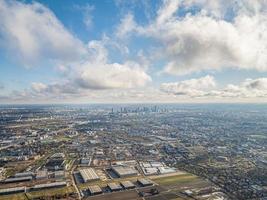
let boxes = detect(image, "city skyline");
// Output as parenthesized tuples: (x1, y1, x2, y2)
(1, 0, 267, 104)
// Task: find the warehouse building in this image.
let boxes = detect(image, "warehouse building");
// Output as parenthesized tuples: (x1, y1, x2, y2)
(45, 153, 65, 171)
(88, 185, 102, 195)
(80, 157, 91, 166)
(3, 176, 32, 184)
(120, 180, 135, 189)
(14, 172, 34, 178)
(79, 168, 99, 182)
(36, 169, 48, 179)
(137, 178, 153, 187)
(111, 165, 137, 178)
(107, 182, 123, 191)
(54, 170, 65, 179)
(30, 181, 67, 191)
(0, 187, 25, 195)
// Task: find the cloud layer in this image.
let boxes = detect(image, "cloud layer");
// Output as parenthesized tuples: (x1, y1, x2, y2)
(0, 0, 86, 67)
(161, 75, 216, 97)
(161, 76, 267, 98)
(0, 0, 151, 93)
(118, 0, 267, 75)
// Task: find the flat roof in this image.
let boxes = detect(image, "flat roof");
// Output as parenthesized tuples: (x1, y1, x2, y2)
(0, 187, 25, 194)
(32, 181, 66, 189)
(138, 178, 153, 186)
(79, 168, 99, 182)
(111, 165, 137, 177)
(14, 172, 34, 177)
(36, 170, 48, 178)
(88, 185, 102, 194)
(3, 176, 32, 183)
(108, 182, 123, 190)
(120, 181, 135, 188)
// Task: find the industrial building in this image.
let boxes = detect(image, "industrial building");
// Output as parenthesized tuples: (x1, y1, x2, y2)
(137, 178, 153, 187)
(140, 161, 176, 175)
(79, 168, 99, 182)
(3, 176, 32, 184)
(54, 170, 65, 179)
(111, 165, 137, 178)
(107, 182, 123, 191)
(88, 185, 102, 195)
(120, 180, 135, 189)
(0, 187, 25, 195)
(80, 157, 91, 166)
(36, 170, 48, 179)
(30, 181, 67, 191)
(45, 153, 65, 171)
(14, 172, 34, 178)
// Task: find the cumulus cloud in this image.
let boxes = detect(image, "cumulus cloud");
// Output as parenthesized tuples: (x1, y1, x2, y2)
(160, 75, 216, 97)
(0, 0, 86, 67)
(0, 0, 150, 94)
(31, 82, 78, 96)
(73, 38, 151, 90)
(216, 78, 267, 98)
(118, 0, 267, 75)
(75, 61, 151, 89)
(116, 13, 139, 38)
(161, 76, 267, 98)
(30, 37, 151, 97)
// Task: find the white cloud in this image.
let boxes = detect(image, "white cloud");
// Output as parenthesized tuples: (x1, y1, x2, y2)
(0, 0, 86, 67)
(156, 0, 179, 25)
(75, 61, 151, 90)
(31, 82, 48, 93)
(74, 3, 95, 29)
(30, 37, 151, 94)
(118, 0, 267, 75)
(161, 76, 267, 99)
(0, 0, 150, 93)
(160, 75, 216, 97)
(116, 13, 139, 38)
(217, 78, 267, 98)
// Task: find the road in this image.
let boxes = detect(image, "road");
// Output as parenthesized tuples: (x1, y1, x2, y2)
(70, 160, 82, 200)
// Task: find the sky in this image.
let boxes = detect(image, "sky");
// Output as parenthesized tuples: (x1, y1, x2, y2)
(1, 0, 267, 104)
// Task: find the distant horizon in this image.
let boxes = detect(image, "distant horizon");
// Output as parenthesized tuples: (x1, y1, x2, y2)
(1, 102, 267, 106)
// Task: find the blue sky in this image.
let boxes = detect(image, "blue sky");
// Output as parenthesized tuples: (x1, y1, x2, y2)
(0, 0, 267, 103)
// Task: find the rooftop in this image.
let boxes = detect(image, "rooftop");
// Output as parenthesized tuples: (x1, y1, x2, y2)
(79, 168, 99, 182)
(88, 185, 102, 194)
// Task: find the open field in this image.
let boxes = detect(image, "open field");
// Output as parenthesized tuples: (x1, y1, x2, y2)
(26, 186, 75, 199)
(0, 186, 75, 200)
(0, 193, 27, 200)
(152, 173, 199, 186)
(83, 189, 142, 200)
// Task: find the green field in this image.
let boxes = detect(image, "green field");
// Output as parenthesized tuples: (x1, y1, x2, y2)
(26, 186, 75, 199)
(152, 174, 199, 186)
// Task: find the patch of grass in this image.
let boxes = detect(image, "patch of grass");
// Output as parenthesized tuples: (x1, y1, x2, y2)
(153, 174, 199, 186)
(249, 134, 267, 139)
(0, 193, 27, 200)
(26, 186, 74, 199)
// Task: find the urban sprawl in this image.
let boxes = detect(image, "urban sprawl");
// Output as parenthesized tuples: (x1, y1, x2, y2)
(0, 104, 266, 200)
